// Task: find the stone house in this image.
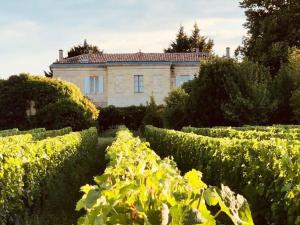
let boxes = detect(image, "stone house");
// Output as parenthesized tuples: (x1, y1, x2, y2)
(50, 50, 210, 107)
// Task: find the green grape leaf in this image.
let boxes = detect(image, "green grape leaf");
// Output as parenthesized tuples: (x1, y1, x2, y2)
(203, 188, 219, 206)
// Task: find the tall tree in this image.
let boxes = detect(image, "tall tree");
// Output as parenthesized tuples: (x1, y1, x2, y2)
(189, 23, 214, 53)
(67, 39, 102, 58)
(165, 24, 214, 53)
(236, 0, 300, 75)
(165, 25, 190, 53)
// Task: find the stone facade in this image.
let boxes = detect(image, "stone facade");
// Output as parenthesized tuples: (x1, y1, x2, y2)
(50, 52, 205, 107)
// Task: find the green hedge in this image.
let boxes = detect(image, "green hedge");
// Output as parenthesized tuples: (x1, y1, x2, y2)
(98, 105, 146, 130)
(144, 125, 300, 225)
(77, 129, 254, 225)
(0, 128, 45, 137)
(0, 127, 98, 224)
(182, 126, 300, 140)
(31, 127, 72, 140)
(0, 128, 19, 137)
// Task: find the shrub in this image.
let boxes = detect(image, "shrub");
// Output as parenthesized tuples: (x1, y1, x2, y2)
(142, 96, 163, 128)
(144, 126, 300, 225)
(98, 105, 146, 130)
(36, 99, 95, 131)
(0, 74, 98, 131)
(163, 88, 189, 129)
(76, 129, 254, 225)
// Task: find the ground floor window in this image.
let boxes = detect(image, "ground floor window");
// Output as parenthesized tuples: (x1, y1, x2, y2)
(84, 75, 103, 94)
(134, 75, 144, 93)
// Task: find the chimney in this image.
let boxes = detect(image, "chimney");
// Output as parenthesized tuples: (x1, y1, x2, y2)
(226, 47, 230, 58)
(59, 49, 63, 61)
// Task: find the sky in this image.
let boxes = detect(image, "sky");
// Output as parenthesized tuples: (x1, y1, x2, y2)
(0, 0, 247, 79)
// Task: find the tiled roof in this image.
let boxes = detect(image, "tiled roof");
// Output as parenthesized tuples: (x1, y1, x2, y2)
(54, 52, 211, 64)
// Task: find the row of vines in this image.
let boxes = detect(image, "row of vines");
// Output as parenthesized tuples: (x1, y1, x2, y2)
(144, 125, 300, 225)
(0, 126, 98, 224)
(77, 129, 254, 225)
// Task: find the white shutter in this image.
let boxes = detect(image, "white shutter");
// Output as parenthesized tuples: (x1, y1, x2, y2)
(98, 75, 104, 94)
(84, 77, 90, 95)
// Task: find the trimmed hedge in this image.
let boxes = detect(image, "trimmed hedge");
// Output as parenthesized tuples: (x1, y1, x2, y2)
(0, 128, 19, 137)
(0, 127, 98, 224)
(0, 74, 98, 131)
(98, 105, 146, 130)
(77, 129, 254, 225)
(144, 125, 300, 225)
(182, 126, 300, 140)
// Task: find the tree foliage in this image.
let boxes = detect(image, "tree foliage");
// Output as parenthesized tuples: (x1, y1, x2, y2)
(165, 23, 214, 53)
(172, 58, 275, 127)
(236, 0, 300, 75)
(163, 88, 189, 129)
(270, 49, 300, 123)
(67, 39, 102, 58)
(222, 61, 275, 125)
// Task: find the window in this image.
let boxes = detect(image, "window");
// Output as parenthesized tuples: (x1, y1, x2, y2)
(84, 75, 103, 94)
(134, 75, 144, 93)
(176, 75, 193, 87)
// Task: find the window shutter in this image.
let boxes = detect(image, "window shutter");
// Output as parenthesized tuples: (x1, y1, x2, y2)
(84, 77, 90, 94)
(99, 75, 104, 94)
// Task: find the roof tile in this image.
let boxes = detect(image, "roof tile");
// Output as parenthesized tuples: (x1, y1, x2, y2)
(55, 52, 211, 64)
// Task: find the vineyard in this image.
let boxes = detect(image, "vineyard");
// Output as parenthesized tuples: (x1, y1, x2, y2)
(77, 129, 254, 225)
(144, 125, 300, 225)
(1, 125, 299, 225)
(0, 126, 102, 225)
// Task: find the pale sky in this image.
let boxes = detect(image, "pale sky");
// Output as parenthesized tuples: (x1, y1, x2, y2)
(0, 0, 246, 79)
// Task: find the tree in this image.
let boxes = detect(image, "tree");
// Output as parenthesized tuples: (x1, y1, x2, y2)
(165, 25, 190, 53)
(270, 49, 300, 123)
(165, 23, 214, 53)
(236, 0, 300, 75)
(184, 58, 274, 127)
(185, 58, 236, 127)
(222, 61, 275, 125)
(189, 23, 214, 53)
(67, 39, 102, 58)
(163, 88, 189, 129)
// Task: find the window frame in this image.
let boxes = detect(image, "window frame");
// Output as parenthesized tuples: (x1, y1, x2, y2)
(134, 75, 144, 93)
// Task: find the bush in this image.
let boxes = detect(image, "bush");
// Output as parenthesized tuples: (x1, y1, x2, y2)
(142, 96, 163, 128)
(76, 129, 254, 225)
(36, 99, 95, 131)
(163, 88, 189, 129)
(98, 105, 146, 131)
(144, 125, 300, 225)
(0, 127, 98, 224)
(0, 74, 98, 131)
